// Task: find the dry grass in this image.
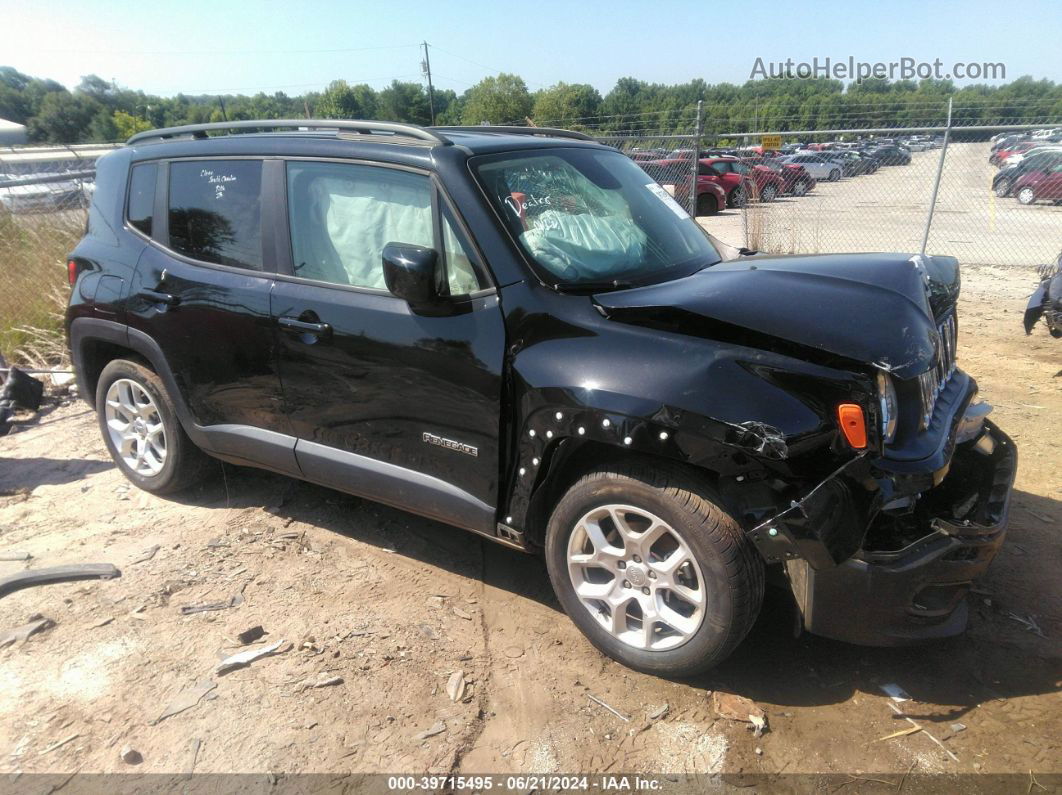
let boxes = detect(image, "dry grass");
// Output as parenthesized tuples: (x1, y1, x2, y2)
(0, 209, 83, 366)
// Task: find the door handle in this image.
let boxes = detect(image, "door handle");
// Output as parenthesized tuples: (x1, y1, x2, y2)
(278, 316, 332, 337)
(139, 288, 180, 306)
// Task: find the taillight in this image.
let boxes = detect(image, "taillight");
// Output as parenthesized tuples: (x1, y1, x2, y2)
(836, 403, 868, 449)
(67, 259, 78, 286)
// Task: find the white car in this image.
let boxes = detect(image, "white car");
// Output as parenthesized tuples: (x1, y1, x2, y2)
(781, 153, 844, 182)
(1004, 145, 1062, 167)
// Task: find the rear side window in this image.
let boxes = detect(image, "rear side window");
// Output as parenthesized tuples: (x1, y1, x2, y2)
(168, 160, 263, 270)
(127, 163, 156, 236)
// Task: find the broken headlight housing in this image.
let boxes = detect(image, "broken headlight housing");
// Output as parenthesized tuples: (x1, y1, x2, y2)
(877, 371, 898, 445)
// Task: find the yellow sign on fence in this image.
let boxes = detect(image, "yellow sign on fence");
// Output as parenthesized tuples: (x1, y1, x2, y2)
(761, 135, 782, 150)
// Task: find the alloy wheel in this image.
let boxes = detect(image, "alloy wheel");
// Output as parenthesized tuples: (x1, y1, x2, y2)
(566, 504, 706, 651)
(104, 378, 167, 477)
(1017, 187, 1036, 205)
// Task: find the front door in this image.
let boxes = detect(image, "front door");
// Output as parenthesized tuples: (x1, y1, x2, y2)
(271, 159, 505, 531)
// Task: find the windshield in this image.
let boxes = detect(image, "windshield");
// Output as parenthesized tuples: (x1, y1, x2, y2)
(472, 148, 721, 288)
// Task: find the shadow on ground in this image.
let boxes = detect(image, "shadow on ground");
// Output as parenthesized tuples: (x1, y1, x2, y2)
(171, 463, 1062, 721)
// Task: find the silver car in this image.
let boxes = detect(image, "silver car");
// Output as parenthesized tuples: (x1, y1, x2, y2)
(781, 153, 844, 182)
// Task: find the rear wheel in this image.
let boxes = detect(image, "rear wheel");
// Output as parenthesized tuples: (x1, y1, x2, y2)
(696, 193, 719, 216)
(1017, 186, 1037, 205)
(96, 359, 207, 495)
(544, 462, 764, 677)
(791, 179, 810, 197)
(760, 184, 778, 202)
(727, 187, 747, 208)
(994, 179, 1012, 197)
(828, 169, 841, 182)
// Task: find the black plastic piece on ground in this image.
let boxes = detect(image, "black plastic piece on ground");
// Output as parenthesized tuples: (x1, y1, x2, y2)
(0, 564, 122, 600)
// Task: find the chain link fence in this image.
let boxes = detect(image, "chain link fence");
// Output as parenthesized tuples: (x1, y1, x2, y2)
(0, 144, 118, 362)
(1, 108, 1059, 363)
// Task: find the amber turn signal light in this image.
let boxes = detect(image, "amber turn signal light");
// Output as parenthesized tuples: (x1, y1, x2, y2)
(836, 403, 867, 449)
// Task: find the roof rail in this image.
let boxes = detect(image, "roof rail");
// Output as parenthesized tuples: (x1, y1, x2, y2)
(126, 119, 451, 146)
(430, 125, 595, 142)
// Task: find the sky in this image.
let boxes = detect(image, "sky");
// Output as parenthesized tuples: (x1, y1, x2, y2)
(3, 0, 1061, 97)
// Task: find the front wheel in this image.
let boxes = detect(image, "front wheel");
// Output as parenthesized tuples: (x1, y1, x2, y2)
(1017, 187, 1036, 205)
(791, 179, 810, 197)
(544, 463, 764, 677)
(994, 179, 1012, 197)
(96, 359, 207, 495)
(727, 187, 747, 208)
(828, 169, 841, 182)
(760, 184, 778, 202)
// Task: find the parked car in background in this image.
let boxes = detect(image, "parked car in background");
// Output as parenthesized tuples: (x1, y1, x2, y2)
(1024, 251, 1061, 337)
(865, 145, 912, 166)
(1012, 162, 1062, 205)
(741, 156, 816, 196)
(697, 157, 766, 206)
(992, 150, 1062, 197)
(641, 159, 729, 215)
(826, 150, 879, 177)
(781, 153, 843, 182)
(991, 141, 1039, 167)
(1001, 145, 1062, 168)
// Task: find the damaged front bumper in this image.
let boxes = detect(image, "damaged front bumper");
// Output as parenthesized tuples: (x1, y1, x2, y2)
(753, 414, 1016, 646)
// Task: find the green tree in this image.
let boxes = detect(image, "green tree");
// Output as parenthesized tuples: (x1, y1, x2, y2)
(377, 81, 430, 125)
(315, 80, 362, 119)
(28, 91, 101, 142)
(531, 82, 602, 126)
(461, 73, 532, 125)
(111, 109, 151, 139)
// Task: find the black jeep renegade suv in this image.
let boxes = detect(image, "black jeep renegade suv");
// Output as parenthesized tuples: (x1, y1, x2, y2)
(67, 120, 1015, 677)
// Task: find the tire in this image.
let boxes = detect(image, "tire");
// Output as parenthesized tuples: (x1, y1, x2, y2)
(760, 184, 778, 202)
(696, 193, 718, 216)
(828, 169, 841, 182)
(994, 179, 1011, 197)
(727, 187, 747, 208)
(544, 462, 764, 677)
(95, 359, 207, 495)
(1017, 187, 1036, 205)
(791, 179, 809, 197)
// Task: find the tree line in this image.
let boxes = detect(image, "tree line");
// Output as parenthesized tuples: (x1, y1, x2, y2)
(2, 65, 1060, 145)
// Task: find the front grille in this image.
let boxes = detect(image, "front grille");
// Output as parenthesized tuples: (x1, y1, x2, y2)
(918, 313, 958, 429)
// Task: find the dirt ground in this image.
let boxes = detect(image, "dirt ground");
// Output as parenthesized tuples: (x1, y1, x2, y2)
(0, 261, 1059, 784)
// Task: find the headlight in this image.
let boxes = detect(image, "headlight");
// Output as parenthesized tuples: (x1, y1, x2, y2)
(877, 372, 898, 445)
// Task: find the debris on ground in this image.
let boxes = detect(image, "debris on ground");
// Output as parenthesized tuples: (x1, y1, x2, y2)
(502, 646, 523, 658)
(453, 607, 472, 620)
(216, 639, 287, 675)
(446, 670, 466, 702)
(179, 594, 242, 615)
(880, 683, 912, 702)
(0, 615, 55, 649)
(415, 721, 446, 740)
(0, 368, 45, 436)
(950, 722, 968, 734)
(236, 625, 266, 645)
(153, 680, 217, 725)
(39, 733, 79, 756)
(648, 703, 669, 721)
(0, 550, 31, 562)
(0, 563, 121, 599)
(874, 725, 922, 743)
(713, 691, 768, 736)
(1005, 612, 1047, 637)
(588, 693, 631, 722)
(887, 702, 959, 762)
(311, 675, 343, 688)
(120, 745, 143, 764)
(130, 545, 160, 565)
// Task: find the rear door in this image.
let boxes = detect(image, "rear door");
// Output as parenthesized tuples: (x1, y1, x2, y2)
(270, 159, 505, 531)
(126, 157, 296, 472)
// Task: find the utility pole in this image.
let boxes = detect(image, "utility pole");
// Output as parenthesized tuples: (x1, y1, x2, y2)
(421, 41, 436, 125)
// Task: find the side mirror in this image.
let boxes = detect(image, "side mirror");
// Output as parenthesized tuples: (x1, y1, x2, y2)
(382, 243, 440, 308)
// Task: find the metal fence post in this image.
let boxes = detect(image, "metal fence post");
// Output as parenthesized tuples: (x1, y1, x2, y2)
(920, 97, 953, 255)
(689, 100, 703, 217)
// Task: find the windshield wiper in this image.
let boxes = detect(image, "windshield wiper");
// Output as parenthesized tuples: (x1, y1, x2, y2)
(553, 278, 638, 293)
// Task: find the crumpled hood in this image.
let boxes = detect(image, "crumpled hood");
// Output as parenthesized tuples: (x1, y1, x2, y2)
(593, 253, 959, 380)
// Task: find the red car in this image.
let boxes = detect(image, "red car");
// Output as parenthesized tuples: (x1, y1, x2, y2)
(990, 141, 1038, 166)
(742, 157, 816, 197)
(699, 156, 785, 205)
(639, 159, 728, 215)
(1013, 163, 1062, 204)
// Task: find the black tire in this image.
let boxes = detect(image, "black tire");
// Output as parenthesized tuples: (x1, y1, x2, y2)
(95, 359, 207, 495)
(1017, 186, 1037, 205)
(760, 184, 778, 202)
(994, 180, 1011, 197)
(727, 187, 747, 208)
(828, 168, 841, 182)
(696, 193, 719, 216)
(791, 179, 809, 197)
(544, 461, 764, 677)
